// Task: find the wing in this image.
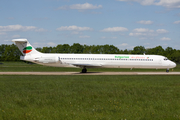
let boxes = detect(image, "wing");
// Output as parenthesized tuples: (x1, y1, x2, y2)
(72, 63, 102, 68)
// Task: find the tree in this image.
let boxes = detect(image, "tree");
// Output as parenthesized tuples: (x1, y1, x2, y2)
(41, 47, 53, 53)
(2, 44, 21, 61)
(164, 47, 175, 60)
(146, 46, 164, 55)
(83, 45, 92, 54)
(123, 49, 131, 54)
(36, 47, 42, 52)
(171, 50, 180, 63)
(70, 43, 84, 53)
(56, 44, 70, 53)
(91, 45, 101, 54)
(51, 47, 57, 53)
(132, 46, 146, 54)
(0, 44, 7, 61)
(1, 43, 180, 63)
(100, 44, 119, 54)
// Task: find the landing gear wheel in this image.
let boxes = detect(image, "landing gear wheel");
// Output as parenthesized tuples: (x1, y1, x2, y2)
(82, 68, 87, 73)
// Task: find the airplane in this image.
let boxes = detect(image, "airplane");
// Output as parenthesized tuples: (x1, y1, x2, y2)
(12, 39, 176, 73)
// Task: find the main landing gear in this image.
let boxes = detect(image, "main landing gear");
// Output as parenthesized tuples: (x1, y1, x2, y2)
(82, 68, 87, 73)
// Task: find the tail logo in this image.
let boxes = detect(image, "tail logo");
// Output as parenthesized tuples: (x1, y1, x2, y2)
(23, 46, 32, 53)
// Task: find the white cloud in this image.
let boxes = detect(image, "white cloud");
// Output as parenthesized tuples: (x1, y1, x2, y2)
(0, 32, 6, 35)
(139, 37, 148, 40)
(155, 0, 180, 8)
(133, 28, 154, 33)
(156, 29, 168, 33)
(144, 43, 150, 45)
(70, 3, 102, 10)
(71, 31, 80, 34)
(0, 25, 47, 34)
(116, 43, 134, 49)
(12, 35, 21, 38)
(117, 0, 180, 8)
(101, 27, 128, 32)
(112, 37, 117, 39)
(129, 32, 157, 37)
(137, 20, 153, 25)
(47, 42, 56, 46)
(33, 42, 56, 48)
(56, 25, 93, 31)
(174, 20, 180, 24)
(117, 0, 156, 6)
(32, 42, 42, 48)
(0, 25, 36, 32)
(57, 3, 102, 10)
(90, 11, 102, 14)
(100, 36, 118, 39)
(129, 32, 146, 36)
(129, 28, 169, 37)
(101, 36, 106, 39)
(117, 43, 129, 49)
(119, 43, 128, 46)
(79, 35, 90, 38)
(160, 37, 171, 41)
(35, 28, 48, 32)
(57, 6, 68, 10)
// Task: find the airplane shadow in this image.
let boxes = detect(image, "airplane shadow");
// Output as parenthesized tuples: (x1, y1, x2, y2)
(74, 72, 102, 74)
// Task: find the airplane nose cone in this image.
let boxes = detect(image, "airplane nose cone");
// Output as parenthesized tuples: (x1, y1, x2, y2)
(171, 62, 176, 68)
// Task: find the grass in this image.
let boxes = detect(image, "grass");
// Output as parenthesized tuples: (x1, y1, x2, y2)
(0, 61, 179, 72)
(0, 75, 180, 120)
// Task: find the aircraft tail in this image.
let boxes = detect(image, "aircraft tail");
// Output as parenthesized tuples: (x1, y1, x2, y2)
(12, 39, 42, 56)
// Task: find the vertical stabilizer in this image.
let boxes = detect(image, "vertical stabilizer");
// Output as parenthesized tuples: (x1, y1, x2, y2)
(12, 39, 42, 56)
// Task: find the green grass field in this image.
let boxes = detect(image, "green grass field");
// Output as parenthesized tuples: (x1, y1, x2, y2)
(0, 75, 180, 120)
(0, 62, 180, 119)
(0, 61, 179, 72)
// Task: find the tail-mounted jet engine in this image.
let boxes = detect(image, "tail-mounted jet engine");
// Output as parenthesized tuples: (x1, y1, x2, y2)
(34, 56, 61, 64)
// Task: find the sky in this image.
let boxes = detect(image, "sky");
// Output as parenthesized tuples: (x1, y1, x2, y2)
(0, 0, 180, 50)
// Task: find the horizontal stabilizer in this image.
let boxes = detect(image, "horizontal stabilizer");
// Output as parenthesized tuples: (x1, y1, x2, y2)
(12, 39, 28, 42)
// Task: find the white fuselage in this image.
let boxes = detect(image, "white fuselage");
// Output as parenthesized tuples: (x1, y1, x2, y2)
(12, 39, 176, 72)
(21, 53, 176, 69)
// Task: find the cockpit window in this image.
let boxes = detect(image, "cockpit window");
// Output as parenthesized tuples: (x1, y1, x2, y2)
(164, 57, 168, 60)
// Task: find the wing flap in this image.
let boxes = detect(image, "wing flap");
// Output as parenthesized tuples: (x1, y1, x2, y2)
(72, 63, 102, 68)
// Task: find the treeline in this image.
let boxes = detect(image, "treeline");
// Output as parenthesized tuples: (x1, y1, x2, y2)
(0, 43, 180, 63)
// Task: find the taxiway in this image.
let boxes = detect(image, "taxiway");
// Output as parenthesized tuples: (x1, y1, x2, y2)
(0, 72, 180, 75)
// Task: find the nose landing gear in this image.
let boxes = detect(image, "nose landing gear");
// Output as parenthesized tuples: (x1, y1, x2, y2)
(82, 68, 87, 73)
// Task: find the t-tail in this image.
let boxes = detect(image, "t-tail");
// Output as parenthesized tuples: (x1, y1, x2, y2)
(12, 39, 42, 55)
(12, 39, 61, 66)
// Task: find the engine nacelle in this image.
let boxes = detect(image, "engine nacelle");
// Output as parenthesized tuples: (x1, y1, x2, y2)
(34, 56, 60, 63)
